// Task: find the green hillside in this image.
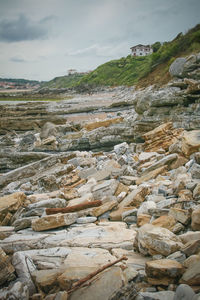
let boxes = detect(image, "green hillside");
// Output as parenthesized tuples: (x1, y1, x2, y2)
(78, 23, 200, 87)
(43, 23, 200, 89)
(42, 73, 84, 89)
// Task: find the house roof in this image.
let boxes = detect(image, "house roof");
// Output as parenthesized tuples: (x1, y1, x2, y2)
(130, 44, 152, 50)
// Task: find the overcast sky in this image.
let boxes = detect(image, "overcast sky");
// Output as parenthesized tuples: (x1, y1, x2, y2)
(0, 0, 199, 81)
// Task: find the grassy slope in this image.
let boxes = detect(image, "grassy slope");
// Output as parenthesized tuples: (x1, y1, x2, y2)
(77, 23, 200, 88)
(42, 73, 84, 89)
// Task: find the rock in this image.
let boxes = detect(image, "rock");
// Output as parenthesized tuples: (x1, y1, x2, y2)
(169, 57, 187, 77)
(145, 259, 184, 285)
(180, 231, 200, 244)
(136, 224, 183, 256)
(0, 226, 15, 239)
(0, 281, 29, 300)
(114, 142, 129, 155)
(181, 239, 200, 256)
(181, 130, 200, 157)
(32, 213, 78, 231)
(142, 122, 183, 152)
(137, 214, 151, 227)
(0, 192, 26, 225)
(118, 186, 150, 209)
(180, 261, 200, 285)
(137, 291, 175, 300)
(28, 198, 66, 210)
(40, 122, 57, 139)
(92, 180, 118, 200)
(13, 216, 39, 231)
(92, 200, 118, 217)
(192, 207, 200, 231)
(0, 247, 15, 285)
(109, 281, 137, 300)
(169, 207, 191, 225)
(76, 217, 97, 224)
(152, 215, 176, 231)
(137, 201, 157, 216)
(193, 183, 200, 200)
(167, 251, 186, 263)
(174, 284, 196, 300)
(190, 163, 200, 179)
(141, 153, 178, 175)
(69, 266, 125, 300)
(183, 255, 200, 268)
(136, 166, 167, 185)
(32, 269, 63, 293)
(120, 176, 138, 185)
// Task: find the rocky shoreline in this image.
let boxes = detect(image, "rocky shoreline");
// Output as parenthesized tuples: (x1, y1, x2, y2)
(0, 53, 200, 299)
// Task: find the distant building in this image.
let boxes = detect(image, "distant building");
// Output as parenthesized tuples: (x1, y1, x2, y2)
(68, 69, 77, 75)
(130, 44, 153, 56)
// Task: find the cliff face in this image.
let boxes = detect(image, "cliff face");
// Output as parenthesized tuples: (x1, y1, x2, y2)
(132, 52, 200, 140)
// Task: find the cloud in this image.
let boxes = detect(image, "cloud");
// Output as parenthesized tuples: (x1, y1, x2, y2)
(10, 56, 26, 63)
(66, 44, 117, 58)
(0, 14, 53, 42)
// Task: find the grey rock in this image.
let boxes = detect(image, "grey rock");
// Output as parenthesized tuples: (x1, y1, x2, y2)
(173, 284, 195, 300)
(76, 217, 97, 224)
(137, 291, 175, 300)
(190, 163, 200, 179)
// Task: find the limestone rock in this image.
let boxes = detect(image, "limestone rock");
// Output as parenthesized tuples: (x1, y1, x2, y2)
(136, 166, 167, 185)
(174, 284, 196, 300)
(32, 213, 78, 231)
(69, 266, 125, 300)
(136, 224, 183, 256)
(137, 291, 175, 300)
(137, 214, 151, 227)
(142, 122, 183, 152)
(192, 207, 200, 231)
(181, 130, 200, 157)
(0, 192, 26, 225)
(0, 281, 29, 300)
(180, 261, 200, 285)
(0, 247, 15, 285)
(145, 259, 184, 285)
(169, 207, 191, 225)
(152, 215, 176, 231)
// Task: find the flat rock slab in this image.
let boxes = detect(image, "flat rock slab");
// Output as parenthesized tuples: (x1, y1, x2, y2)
(0, 222, 136, 253)
(32, 212, 78, 231)
(69, 266, 124, 300)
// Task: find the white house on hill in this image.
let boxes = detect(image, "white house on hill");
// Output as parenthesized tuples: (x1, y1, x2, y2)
(130, 44, 153, 56)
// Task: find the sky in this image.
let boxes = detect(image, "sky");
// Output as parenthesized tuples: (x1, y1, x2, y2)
(0, 0, 199, 81)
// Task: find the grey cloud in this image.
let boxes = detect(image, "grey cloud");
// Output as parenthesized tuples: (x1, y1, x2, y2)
(10, 56, 26, 63)
(0, 14, 53, 42)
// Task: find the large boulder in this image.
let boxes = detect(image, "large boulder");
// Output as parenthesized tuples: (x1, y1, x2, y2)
(169, 53, 200, 79)
(135, 224, 183, 256)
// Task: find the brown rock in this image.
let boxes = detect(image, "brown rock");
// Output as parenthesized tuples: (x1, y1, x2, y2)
(181, 239, 200, 256)
(181, 130, 200, 157)
(192, 207, 200, 231)
(32, 213, 77, 231)
(32, 269, 63, 293)
(114, 182, 129, 197)
(0, 192, 26, 226)
(180, 261, 200, 285)
(152, 215, 176, 231)
(137, 214, 151, 227)
(0, 247, 15, 285)
(142, 122, 183, 152)
(92, 200, 118, 217)
(193, 183, 200, 200)
(169, 207, 191, 225)
(109, 207, 135, 221)
(84, 117, 123, 131)
(146, 259, 184, 286)
(136, 166, 167, 185)
(118, 186, 150, 209)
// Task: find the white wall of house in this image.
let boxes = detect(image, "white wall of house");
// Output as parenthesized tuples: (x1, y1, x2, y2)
(131, 46, 153, 56)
